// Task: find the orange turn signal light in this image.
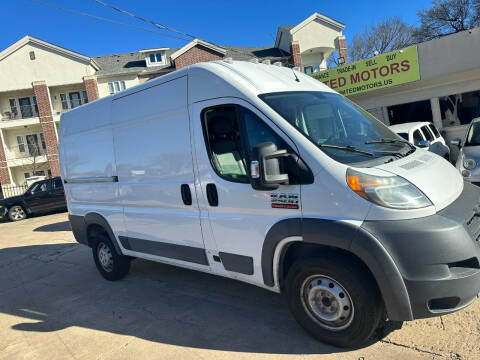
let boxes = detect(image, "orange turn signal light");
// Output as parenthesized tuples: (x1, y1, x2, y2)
(346, 173, 382, 199)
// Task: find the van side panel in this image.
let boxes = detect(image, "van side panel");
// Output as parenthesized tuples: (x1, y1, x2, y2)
(60, 99, 125, 245)
(111, 76, 207, 266)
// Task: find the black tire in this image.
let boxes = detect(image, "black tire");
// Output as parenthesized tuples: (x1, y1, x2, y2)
(91, 232, 130, 281)
(8, 205, 27, 221)
(285, 255, 383, 348)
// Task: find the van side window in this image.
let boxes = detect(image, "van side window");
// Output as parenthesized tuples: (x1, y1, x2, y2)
(238, 106, 288, 154)
(202, 106, 248, 183)
(412, 130, 424, 145)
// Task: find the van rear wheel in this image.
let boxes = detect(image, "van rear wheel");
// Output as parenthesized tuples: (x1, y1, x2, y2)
(91, 233, 130, 281)
(285, 255, 383, 348)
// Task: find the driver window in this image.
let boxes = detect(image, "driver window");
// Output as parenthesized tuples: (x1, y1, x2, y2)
(202, 106, 248, 183)
(29, 181, 48, 195)
(202, 105, 292, 183)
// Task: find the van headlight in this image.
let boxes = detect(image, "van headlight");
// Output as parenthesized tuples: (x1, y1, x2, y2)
(463, 158, 477, 170)
(346, 168, 432, 209)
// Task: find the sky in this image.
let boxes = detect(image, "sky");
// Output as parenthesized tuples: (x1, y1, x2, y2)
(1, 0, 434, 56)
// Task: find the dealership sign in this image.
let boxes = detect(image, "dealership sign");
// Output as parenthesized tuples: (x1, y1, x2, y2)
(312, 46, 420, 96)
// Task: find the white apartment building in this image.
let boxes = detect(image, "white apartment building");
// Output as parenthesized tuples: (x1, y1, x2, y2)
(0, 12, 347, 193)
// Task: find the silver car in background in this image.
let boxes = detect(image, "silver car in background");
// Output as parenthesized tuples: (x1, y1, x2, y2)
(452, 117, 480, 184)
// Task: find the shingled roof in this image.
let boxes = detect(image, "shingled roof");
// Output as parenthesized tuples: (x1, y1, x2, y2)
(92, 44, 290, 76)
(93, 49, 177, 76)
(224, 46, 290, 61)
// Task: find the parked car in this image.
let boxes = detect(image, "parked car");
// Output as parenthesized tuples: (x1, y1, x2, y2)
(389, 122, 450, 160)
(451, 117, 480, 184)
(25, 175, 47, 187)
(0, 177, 66, 221)
(60, 60, 480, 348)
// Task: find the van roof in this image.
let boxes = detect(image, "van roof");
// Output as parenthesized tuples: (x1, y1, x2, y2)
(190, 60, 335, 95)
(60, 60, 335, 137)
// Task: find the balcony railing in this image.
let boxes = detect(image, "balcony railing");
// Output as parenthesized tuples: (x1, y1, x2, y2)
(1, 105, 39, 121)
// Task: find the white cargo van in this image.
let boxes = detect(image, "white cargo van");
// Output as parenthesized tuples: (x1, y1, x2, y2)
(59, 60, 480, 347)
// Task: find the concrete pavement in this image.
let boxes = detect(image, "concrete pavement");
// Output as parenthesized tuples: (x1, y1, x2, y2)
(0, 213, 478, 359)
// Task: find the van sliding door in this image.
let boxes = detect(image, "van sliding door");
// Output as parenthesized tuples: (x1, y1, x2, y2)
(111, 76, 208, 269)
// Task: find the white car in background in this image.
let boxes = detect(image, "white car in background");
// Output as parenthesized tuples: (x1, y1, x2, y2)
(389, 122, 450, 160)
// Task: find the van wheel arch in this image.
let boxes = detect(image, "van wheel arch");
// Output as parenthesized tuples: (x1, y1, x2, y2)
(279, 242, 380, 295)
(262, 218, 413, 321)
(84, 213, 123, 254)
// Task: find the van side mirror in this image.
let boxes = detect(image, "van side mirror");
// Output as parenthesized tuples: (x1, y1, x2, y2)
(250, 142, 289, 190)
(451, 138, 462, 147)
(418, 140, 430, 148)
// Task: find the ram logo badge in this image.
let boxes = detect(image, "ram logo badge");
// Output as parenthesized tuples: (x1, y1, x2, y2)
(271, 193, 299, 209)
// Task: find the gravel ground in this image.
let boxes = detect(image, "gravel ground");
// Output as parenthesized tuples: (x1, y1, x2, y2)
(0, 212, 479, 360)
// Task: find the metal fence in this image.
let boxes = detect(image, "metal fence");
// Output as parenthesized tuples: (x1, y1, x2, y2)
(0, 184, 28, 199)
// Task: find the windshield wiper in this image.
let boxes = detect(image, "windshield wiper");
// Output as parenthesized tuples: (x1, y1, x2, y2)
(365, 138, 416, 155)
(318, 144, 373, 157)
(365, 138, 413, 148)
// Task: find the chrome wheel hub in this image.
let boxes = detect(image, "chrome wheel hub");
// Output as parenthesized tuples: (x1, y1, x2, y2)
(97, 243, 113, 272)
(301, 275, 354, 331)
(12, 207, 25, 220)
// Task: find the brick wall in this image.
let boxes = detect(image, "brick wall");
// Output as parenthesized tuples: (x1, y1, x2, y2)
(174, 45, 224, 70)
(0, 130, 10, 184)
(337, 36, 348, 64)
(290, 41, 302, 69)
(83, 76, 99, 102)
(32, 81, 60, 177)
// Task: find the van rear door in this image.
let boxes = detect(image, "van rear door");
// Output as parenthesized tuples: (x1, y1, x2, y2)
(112, 76, 208, 269)
(191, 98, 302, 285)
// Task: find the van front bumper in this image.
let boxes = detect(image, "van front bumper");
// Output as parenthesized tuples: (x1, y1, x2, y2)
(361, 181, 480, 319)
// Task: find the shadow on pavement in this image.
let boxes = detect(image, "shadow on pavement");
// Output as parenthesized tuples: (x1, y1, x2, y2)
(0, 242, 361, 355)
(33, 221, 71, 232)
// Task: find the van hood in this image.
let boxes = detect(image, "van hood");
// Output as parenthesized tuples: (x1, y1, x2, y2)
(375, 150, 463, 212)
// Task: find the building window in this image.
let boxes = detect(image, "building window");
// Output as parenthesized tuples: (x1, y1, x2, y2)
(304, 66, 313, 75)
(108, 81, 126, 95)
(29, 51, 35, 60)
(82, 90, 88, 104)
(17, 136, 25, 153)
(40, 133, 46, 151)
(24, 172, 31, 179)
(60, 94, 68, 110)
(32, 96, 38, 114)
(9, 99, 18, 118)
(149, 53, 162, 63)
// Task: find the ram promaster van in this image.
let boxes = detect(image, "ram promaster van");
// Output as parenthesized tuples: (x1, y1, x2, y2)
(59, 60, 480, 347)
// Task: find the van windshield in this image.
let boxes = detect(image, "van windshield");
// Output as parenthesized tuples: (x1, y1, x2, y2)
(259, 91, 413, 165)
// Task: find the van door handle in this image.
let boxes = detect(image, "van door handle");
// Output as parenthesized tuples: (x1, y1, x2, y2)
(180, 184, 192, 206)
(206, 183, 218, 207)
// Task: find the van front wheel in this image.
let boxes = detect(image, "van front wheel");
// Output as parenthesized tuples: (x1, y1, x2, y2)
(285, 255, 383, 348)
(91, 233, 130, 281)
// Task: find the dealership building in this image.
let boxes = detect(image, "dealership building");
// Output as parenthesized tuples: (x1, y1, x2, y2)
(344, 28, 480, 146)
